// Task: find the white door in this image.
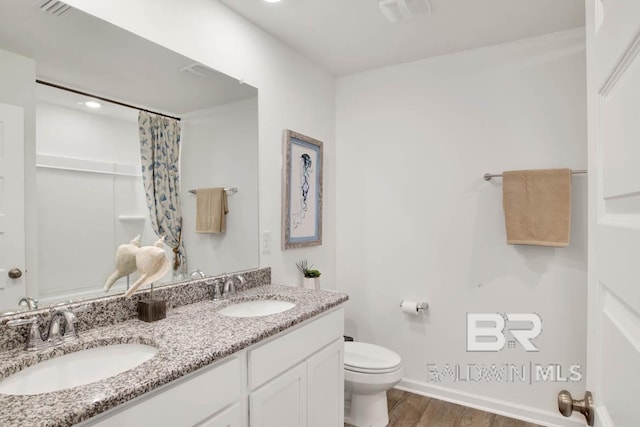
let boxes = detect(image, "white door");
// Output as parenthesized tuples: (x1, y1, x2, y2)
(0, 103, 25, 312)
(586, 1, 640, 426)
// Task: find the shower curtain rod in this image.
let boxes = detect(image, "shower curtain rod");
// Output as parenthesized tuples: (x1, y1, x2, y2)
(35, 79, 181, 121)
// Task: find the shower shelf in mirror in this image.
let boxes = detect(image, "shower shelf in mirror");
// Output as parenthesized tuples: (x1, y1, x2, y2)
(117, 215, 146, 223)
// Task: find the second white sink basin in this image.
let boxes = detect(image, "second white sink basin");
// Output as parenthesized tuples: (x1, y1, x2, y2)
(218, 300, 296, 317)
(0, 343, 157, 396)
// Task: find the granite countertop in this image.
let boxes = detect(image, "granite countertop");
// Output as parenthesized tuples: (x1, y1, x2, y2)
(0, 285, 348, 427)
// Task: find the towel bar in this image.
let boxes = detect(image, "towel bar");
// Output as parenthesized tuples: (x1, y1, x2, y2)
(188, 188, 238, 195)
(483, 170, 587, 181)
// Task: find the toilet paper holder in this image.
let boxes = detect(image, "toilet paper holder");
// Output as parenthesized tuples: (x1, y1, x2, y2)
(400, 300, 429, 311)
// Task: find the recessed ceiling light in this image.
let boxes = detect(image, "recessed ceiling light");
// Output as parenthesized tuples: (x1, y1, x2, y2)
(264, 0, 282, 3)
(84, 100, 102, 109)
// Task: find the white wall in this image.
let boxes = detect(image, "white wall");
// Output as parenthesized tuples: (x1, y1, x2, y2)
(336, 29, 587, 425)
(64, 0, 337, 288)
(182, 98, 259, 276)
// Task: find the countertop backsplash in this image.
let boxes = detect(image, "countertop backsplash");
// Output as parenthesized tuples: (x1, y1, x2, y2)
(0, 267, 271, 352)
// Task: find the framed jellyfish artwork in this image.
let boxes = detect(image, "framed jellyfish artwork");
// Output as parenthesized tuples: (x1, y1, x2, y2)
(282, 130, 323, 249)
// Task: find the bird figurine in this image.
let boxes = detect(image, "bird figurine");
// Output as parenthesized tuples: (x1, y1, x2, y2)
(104, 235, 141, 292)
(125, 236, 171, 298)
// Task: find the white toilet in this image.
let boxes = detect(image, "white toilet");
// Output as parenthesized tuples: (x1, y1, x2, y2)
(344, 341, 404, 427)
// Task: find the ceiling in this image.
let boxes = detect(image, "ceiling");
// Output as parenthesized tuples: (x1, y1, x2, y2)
(219, 0, 585, 76)
(0, 0, 256, 115)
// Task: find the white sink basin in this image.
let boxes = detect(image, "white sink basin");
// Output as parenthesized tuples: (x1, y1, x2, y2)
(0, 343, 157, 395)
(218, 300, 296, 317)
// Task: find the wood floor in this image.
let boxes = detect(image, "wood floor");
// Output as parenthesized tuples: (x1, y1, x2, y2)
(346, 389, 545, 427)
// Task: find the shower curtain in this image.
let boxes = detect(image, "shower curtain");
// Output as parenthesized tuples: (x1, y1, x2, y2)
(138, 111, 187, 275)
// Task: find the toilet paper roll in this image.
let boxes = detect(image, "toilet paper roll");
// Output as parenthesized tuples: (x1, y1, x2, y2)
(401, 300, 419, 315)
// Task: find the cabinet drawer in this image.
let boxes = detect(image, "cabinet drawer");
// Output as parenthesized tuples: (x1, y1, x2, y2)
(248, 307, 343, 390)
(86, 356, 241, 426)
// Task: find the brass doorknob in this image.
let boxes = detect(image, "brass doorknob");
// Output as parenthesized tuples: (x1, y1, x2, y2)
(558, 390, 594, 426)
(8, 268, 22, 279)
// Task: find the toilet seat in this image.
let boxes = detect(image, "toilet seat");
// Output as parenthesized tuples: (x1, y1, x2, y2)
(344, 342, 401, 374)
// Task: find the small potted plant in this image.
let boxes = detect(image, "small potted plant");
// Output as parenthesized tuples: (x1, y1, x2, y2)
(296, 259, 321, 290)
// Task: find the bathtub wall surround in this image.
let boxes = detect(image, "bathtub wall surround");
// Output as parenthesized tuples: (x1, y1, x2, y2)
(0, 267, 271, 352)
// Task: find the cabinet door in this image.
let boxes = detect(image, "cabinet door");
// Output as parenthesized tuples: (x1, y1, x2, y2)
(249, 362, 307, 427)
(197, 404, 241, 427)
(307, 339, 344, 427)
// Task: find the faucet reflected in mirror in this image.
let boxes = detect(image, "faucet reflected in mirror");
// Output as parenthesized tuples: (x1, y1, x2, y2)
(0, 0, 260, 314)
(190, 270, 207, 279)
(18, 298, 38, 311)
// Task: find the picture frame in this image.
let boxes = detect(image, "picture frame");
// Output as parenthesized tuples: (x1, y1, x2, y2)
(282, 130, 323, 249)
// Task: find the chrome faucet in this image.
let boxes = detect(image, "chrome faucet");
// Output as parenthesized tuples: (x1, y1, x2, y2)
(7, 305, 86, 351)
(50, 306, 83, 342)
(18, 297, 38, 311)
(222, 274, 246, 299)
(211, 279, 223, 301)
(223, 277, 236, 299)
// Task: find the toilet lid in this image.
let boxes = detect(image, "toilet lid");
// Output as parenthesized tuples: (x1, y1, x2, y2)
(344, 342, 401, 373)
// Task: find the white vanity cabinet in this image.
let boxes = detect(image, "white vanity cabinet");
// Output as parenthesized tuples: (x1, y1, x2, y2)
(81, 306, 344, 427)
(248, 308, 344, 427)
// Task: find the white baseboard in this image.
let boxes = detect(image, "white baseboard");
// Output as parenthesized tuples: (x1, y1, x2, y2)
(595, 406, 615, 427)
(396, 378, 585, 427)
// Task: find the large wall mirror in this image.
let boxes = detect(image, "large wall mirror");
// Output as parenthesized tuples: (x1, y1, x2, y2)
(0, 0, 259, 313)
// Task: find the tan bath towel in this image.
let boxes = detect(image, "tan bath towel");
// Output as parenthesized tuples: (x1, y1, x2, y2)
(195, 188, 228, 233)
(502, 169, 571, 247)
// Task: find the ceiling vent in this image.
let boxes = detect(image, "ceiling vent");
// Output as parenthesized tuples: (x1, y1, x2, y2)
(34, 0, 72, 16)
(379, 0, 431, 23)
(179, 63, 221, 79)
